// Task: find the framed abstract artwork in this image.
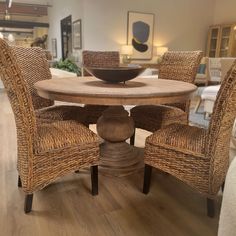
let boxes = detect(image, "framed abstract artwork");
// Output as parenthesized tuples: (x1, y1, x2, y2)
(127, 11, 155, 60)
(72, 19, 82, 49)
(51, 38, 57, 58)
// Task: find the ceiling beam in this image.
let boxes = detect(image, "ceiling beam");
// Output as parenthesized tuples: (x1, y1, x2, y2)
(0, 1, 52, 7)
(0, 2, 48, 16)
(0, 20, 49, 29)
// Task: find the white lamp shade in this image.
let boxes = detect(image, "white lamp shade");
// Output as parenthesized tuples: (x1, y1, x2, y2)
(8, 34, 15, 42)
(0, 32, 3, 39)
(121, 45, 133, 55)
(156, 46, 168, 56)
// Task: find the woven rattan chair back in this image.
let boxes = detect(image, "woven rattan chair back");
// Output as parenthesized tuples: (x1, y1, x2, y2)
(12, 46, 53, 110)
(207, 59, 236, 195)
(0, 39, 37, 179)
(159, 51, 202, 112)
(82, 50, 120, 76)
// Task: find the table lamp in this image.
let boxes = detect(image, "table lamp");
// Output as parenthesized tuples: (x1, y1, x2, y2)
(156, 46, 168, 63)
(121, 45, 133, 64)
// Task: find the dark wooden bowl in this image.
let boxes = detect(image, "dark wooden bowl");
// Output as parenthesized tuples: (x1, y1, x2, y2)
(84, 66, 145, 83)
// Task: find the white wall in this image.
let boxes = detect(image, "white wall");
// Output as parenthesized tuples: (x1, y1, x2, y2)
(214, 0, 236, 24)
(83, 0, 214, 53)
(48, 0, 84, 60)
(48, 0, 215, 62)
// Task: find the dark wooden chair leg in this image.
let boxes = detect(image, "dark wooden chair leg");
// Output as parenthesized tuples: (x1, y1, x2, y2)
(75, 170, 80, 173)
(143, 164, 152, 194)
(18, 176, 22, 188)
(91, 165, 98, 196)
(24, 194, 33, 214)
(130, 129, 136, 146)
(207, 198, 215, 218)
(221, 181, 225, 192)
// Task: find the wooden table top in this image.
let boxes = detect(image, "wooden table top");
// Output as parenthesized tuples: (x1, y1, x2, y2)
(35, 76, 197, 106)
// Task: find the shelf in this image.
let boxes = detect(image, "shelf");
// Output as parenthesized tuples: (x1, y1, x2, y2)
(208, 24, 236, 57)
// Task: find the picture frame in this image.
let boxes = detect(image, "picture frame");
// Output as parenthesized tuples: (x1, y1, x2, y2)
(72, 19, 82, 49)
(51, 38, 57, 58)
(127, 11, 155, 60)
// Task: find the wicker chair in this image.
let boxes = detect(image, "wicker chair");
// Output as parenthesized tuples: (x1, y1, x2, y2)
(0, 39, 100, 213)
(11, 46, 87, 124)
(143, 59, 236, 218)
(82, 50, 120, 125)
(130, 51, 203, 145)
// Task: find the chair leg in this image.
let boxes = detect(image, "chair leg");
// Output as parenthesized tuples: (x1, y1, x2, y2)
(221, 181, 225, 192)
(143, 164, 152, 194)
(207, 198, 215, 218)
(91, 165, 98, 196)
(130, 129, 136, 146)
(18, 176, 22, 188)
(194, 97, 202, 113)
(204, 112, 210, 120)
(24, 194, 33, 214)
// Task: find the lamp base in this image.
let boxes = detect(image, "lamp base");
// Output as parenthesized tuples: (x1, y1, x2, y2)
(122, 55, 131, 64)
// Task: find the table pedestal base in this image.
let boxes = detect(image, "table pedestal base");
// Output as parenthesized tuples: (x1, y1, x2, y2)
(99, 142, 144, 177)
(97, 106, 144, 177)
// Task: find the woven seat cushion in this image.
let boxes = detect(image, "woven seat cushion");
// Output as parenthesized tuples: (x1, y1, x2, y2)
(146, 123, 207, 156)
(131, 105, 188, 132)
(35, 105, 87, 124)
(35, 120, 99, 154)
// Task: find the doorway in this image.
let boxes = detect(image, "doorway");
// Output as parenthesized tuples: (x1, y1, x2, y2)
(60, 15, 72, 60)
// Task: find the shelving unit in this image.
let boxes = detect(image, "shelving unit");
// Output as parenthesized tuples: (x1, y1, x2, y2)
(207, 24, 236, 57)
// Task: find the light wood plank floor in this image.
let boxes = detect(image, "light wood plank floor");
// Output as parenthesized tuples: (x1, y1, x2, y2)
(0, 91, 220, 236)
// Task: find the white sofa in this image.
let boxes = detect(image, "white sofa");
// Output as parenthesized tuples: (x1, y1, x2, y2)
(201, 58, 235, 116)
(201, 85, 220, 118)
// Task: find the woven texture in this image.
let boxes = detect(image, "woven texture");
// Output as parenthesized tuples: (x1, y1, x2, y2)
(82, 50, 120, 124)
(131, 105, 188, 133)
(131, 51, 202, 132)
(35, 120, 99, 154)
(12, 46, 86, 124)
(0, 39, 100, 194)
(35, 105, 86, 124)
(82, 50, 120, 76)
(144, 59, 236, 197)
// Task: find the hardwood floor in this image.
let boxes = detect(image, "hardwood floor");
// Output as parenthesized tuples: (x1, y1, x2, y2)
(0, 91, 220, 236)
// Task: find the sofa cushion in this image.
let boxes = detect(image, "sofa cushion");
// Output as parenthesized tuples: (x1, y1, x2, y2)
(201, 85, 220, 100)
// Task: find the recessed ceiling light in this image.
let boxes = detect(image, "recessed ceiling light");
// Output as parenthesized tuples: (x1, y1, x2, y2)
(8, 0, 12, 8)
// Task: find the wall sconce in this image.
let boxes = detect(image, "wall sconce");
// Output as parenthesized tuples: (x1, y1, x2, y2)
(156, 46, 168, 63)
(121, 45, 133, 64)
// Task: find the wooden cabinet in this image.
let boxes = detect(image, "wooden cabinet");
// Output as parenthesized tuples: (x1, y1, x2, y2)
(207, 24, 236, 57)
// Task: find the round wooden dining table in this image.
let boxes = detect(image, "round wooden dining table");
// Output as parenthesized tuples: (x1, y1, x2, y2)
(35, 76, 197, 177)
